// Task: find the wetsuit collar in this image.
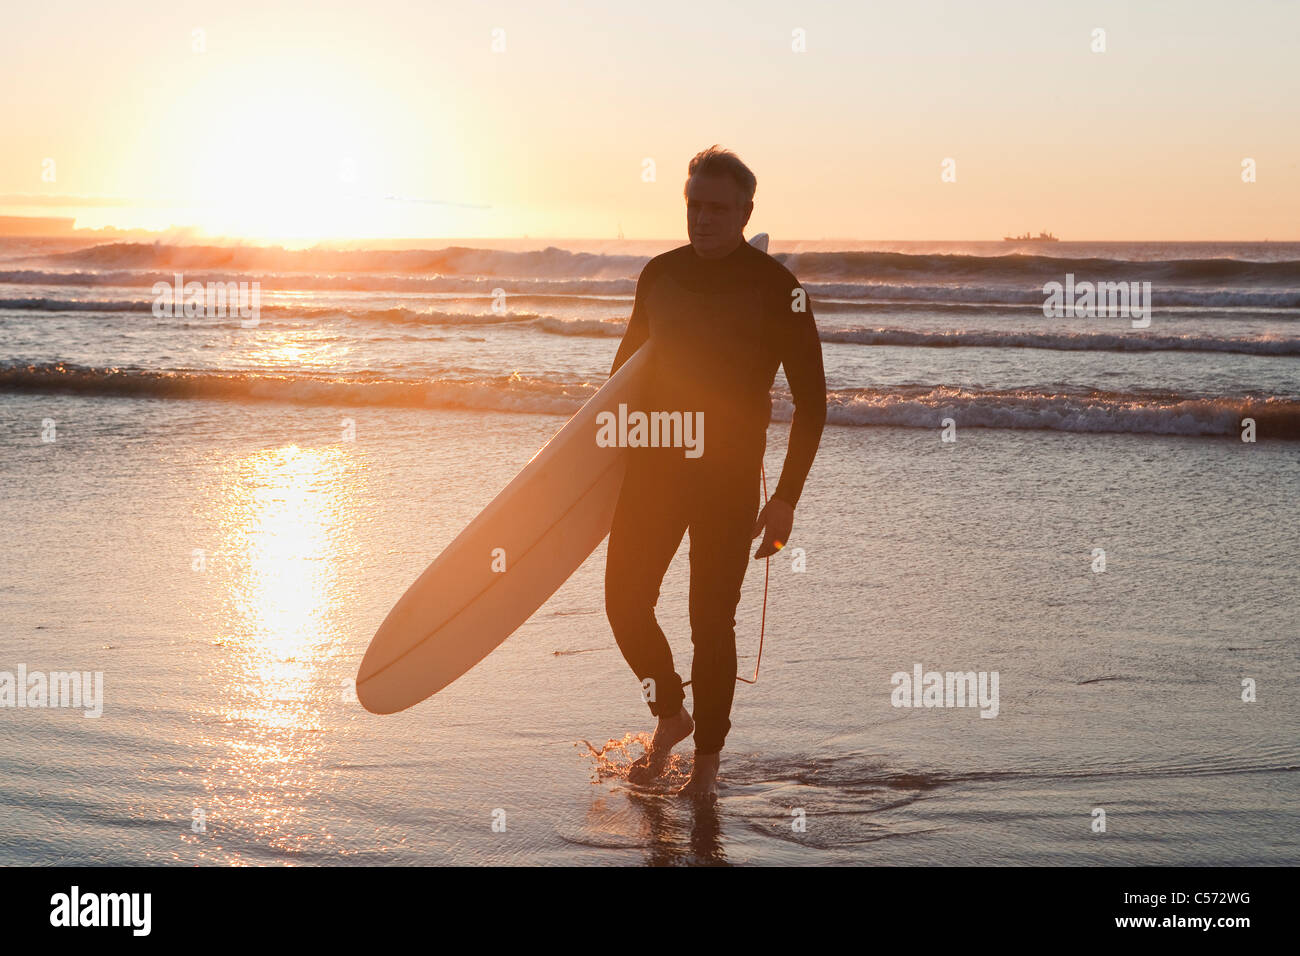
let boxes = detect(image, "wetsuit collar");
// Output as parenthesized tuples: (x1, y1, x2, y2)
(689, 236, 748, 265)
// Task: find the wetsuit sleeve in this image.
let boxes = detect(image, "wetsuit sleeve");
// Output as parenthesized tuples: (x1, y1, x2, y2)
(772, 281, 827, 509)
(610, 262, 654, 377)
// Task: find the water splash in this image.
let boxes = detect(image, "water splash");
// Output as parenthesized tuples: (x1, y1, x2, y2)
(577, 733, 693, 790)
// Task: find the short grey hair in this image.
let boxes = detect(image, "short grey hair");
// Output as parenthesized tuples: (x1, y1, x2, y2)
(683, 145, 756, 203)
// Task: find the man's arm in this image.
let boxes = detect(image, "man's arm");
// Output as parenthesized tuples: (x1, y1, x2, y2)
(771, 282, 827, 509)
(610, 264, 654, 377)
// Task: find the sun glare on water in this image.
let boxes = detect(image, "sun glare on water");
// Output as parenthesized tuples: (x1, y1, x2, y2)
(222, 443, 352, 724)
(195, 442, 362, 857)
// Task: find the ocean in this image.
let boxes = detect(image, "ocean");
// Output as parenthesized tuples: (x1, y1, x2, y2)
(1, 236, 1296, 865)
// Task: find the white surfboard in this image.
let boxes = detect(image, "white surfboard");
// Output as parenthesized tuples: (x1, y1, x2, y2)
(357, 233, 770, 714)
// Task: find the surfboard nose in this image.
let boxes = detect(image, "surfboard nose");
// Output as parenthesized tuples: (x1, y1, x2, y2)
(355, 671, 398, 714)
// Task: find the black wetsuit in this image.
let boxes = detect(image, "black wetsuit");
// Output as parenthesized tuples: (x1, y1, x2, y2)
(605, 239, 827, 754)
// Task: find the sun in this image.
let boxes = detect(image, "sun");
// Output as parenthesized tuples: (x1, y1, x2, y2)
(186, 81, 377, 240)
(142, 54, 452, 242)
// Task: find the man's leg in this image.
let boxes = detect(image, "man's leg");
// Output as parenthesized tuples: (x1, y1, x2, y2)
(684, 452, 763, 763)
(605, 452, 691, 726)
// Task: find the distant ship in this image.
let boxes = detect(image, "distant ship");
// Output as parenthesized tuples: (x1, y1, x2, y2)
(1003, 231, 1059, 242)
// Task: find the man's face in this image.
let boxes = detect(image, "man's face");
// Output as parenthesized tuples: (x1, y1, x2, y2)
(685, 173, 753, 259)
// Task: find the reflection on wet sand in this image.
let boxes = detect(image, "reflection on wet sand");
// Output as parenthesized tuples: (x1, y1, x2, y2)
(195, 443, 357, 859)
(568, 734, 728, 865)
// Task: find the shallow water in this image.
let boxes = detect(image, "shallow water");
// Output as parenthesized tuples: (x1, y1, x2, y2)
(2, 395, 1295, 865)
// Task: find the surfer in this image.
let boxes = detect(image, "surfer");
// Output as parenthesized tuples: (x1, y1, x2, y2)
(605, 146, 827, 800)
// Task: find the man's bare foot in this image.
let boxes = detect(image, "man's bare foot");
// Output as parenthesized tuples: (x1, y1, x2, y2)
(627, 707, 694, 784)
(674, 750, 720, 802)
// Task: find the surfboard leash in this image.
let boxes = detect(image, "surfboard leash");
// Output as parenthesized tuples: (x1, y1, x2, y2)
(736, 462, 770, 685)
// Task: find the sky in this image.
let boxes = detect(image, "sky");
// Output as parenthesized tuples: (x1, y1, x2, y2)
(2, 0, 1297, 241)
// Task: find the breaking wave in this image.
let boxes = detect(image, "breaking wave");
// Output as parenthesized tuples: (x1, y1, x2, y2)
(4, 363, 1296, 438)
(820, 327, 1300, 356)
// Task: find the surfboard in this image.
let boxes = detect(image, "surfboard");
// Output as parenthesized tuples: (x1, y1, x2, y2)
(356, 233, 770, 714)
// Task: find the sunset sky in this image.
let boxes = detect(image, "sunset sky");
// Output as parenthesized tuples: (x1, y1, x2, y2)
(3, 0, 1297, 241)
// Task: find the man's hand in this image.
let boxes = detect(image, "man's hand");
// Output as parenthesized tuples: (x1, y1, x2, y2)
(752, 497, 794, 559)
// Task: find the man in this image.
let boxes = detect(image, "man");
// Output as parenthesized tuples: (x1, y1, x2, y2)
(605, 145, 827, 800)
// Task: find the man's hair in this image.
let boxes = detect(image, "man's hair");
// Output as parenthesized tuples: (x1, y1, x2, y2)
(683, 145, 756, 203)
